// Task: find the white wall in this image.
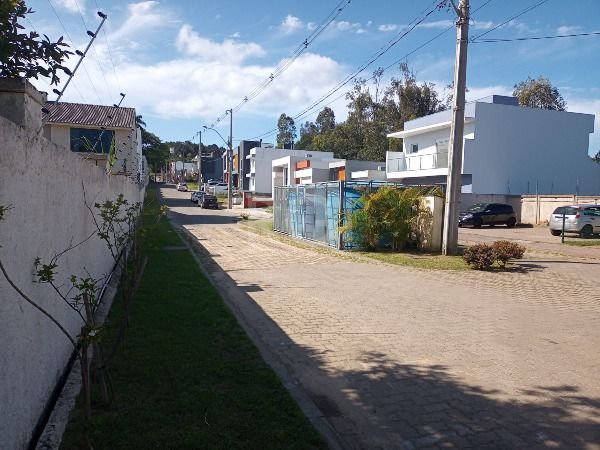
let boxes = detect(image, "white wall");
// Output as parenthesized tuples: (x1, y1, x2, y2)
(465, 102, 599, 195)
(0, 80, 145, 450)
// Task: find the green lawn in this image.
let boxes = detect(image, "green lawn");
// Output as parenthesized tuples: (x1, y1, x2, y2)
(563, 238, 600, 247)
(241, 219, 468, 271)
(60, 185, 325, 450)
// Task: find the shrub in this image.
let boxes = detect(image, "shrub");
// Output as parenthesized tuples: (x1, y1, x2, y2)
(462, 243, 495, 270)
(492, 240, 525, 268)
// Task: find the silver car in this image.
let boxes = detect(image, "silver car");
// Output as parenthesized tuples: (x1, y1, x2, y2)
(548, 204, 600, 237)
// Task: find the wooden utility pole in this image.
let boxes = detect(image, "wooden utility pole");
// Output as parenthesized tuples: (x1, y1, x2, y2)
(442, 0, 470, 255)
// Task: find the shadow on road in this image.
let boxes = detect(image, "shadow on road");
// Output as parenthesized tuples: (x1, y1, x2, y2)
(179, 225, 600, 449)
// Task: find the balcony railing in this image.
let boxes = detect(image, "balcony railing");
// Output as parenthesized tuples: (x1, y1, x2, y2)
(387, 151, 448, 173)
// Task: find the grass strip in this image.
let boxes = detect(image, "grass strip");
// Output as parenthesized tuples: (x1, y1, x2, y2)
(563, 238, 600, 247)
(241, 219, 469, 271)
(60, 185, 325, 450)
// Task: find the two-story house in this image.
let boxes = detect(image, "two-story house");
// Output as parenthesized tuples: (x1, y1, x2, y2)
(386, 95, 599, 195)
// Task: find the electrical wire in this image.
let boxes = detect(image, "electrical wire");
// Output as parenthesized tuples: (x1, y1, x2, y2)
(45, 0, 104, 104)
(92, 0, 124, 95)
(208, 0, 354, 128)
(470, 0, 551, 41)
(250, 0, 496, 140)
(472, 30, 600, 43)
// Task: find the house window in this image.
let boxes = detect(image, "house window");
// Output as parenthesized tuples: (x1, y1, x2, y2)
(70, 128, 115, 153)
(411, 144, 419, 153)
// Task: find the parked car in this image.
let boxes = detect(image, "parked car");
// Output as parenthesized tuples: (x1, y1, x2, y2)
(198, 194, 218, 209)
(190, 190, 203, 203)
(176, 182, 188, 192)
(548, 204, 600, 237)
(210, 182, 229, 195)
(458, 203, 517, 228)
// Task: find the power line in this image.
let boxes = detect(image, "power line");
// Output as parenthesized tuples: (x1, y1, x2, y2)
(470, 0, 551, 41)
(208, 0, 354, 128)
(92, 0, 124, 94)
(249, 3, 455, 140)
(250, 0, 497, 140)
(472, 30, 600, 43)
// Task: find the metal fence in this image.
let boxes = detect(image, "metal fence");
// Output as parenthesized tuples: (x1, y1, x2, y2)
(273, 181, 406, 249)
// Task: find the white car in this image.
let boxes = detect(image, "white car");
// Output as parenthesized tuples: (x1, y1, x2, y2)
(548, 204, 600, 237)
(176, 182, 188, 192)
(210, 182, 229, 195)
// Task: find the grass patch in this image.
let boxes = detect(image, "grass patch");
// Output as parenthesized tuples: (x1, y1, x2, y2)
(186, 181, 199, 191)
(563, 238, 600, 247)
(241, 220, 468, 271)
(60, 185, 325, 450)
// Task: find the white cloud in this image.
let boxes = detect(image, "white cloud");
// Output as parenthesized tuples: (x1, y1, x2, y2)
(54, 0, 84, 13)
(557, 25, 582, 35)
(279, 15, 304, 35)
(176, 24, 265, 64)
(366, 20, 372, 27)
(109, 1, 177, 43)
(378, 24, 398, 32)
(229, 32, 241, 38)
(418, 20, 454, 29)
(307, 22, 317, 31)
(331, 20, 364, 34)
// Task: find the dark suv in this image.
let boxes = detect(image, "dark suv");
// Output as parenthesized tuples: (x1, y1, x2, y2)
(459, 203, 517, 228)
(198, 194, 219, 209)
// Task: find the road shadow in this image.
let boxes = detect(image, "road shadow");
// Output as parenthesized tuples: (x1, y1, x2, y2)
(180, 226, 600, 449)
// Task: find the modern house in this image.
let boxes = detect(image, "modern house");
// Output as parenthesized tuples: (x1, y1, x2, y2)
(329, 159, 386, 182)
(43, 101, 143, 179)
(386, 95, 600, 195)
(248, 147, 334, 195)
(272, 153, 336, 191)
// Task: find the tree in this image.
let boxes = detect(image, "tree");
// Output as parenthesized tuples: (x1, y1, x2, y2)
(0, 1, 72, 84)
(276, 113, 297, 148)
(592, 150, 600, 164)
(135, 114, 146, 128)
(513, 76, 566, 111)
(316, 106, 335, 133)
(141, 128, 169, 172)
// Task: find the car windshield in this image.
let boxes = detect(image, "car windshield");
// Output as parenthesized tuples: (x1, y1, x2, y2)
(465, 204, 487, 213)
(553, 207, 577, 215)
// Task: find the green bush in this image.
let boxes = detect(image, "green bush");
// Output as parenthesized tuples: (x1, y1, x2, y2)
(462, 243, 496, 270)
(492, 240, 525, 268)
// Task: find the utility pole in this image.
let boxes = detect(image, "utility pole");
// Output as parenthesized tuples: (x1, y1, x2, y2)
(197, 130, 202, 189)
(442, 0, 470, 256)
(228, 109, 233, 209)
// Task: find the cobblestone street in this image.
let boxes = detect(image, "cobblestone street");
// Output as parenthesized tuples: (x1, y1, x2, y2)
(165, 187, 600, 449)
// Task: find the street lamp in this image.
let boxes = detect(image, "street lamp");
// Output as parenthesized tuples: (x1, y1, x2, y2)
(203, 123, 233, 209)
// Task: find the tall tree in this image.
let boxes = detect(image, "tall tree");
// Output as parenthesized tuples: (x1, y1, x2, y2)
(0, 0, 72, 84)
(276, 113, 296, 148)
(513, 76, 566, 111)
(315, 106, 335, 133)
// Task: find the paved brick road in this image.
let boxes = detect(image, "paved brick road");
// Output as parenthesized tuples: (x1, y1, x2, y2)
(165, 187, 600, 450)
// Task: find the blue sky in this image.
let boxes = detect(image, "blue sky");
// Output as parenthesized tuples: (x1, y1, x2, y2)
(26, 0, 600, 155)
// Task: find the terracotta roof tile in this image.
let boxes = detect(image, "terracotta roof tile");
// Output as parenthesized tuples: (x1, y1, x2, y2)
(43, 101, 136, 129)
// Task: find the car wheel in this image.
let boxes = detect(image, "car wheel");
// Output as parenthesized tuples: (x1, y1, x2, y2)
(580, 224, 593, 238)
(506, 218, 516, 228)
(550, 229, 562, 236)
(473, 218, 483, 229)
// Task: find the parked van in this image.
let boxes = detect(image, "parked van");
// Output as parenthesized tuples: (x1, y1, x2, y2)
(548, 204, 600, 237)
(209, 182, 229, 195)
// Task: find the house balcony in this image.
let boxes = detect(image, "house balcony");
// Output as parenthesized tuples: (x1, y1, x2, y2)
(386, 151, 449, 179)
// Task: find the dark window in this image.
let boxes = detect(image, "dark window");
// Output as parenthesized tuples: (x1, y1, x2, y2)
(583, 206, 600, 216)
(552, 207, 578, 215)
(70, 128, 115, 153)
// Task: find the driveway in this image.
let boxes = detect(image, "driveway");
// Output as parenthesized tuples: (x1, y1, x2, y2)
(163, 185, 600, 449)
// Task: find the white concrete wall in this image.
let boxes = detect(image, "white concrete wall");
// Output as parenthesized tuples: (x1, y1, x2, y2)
(0, 82, 144, 450)
(465, 102, 599, 195)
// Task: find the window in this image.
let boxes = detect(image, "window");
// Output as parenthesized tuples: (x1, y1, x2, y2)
(411, 144, 419, 153)
(70, 128, 115, 153)
(583, 206, 600, 216)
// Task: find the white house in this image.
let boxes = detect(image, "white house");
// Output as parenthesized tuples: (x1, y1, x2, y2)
(272, 153, 337, 192)
(43, 101, 143, 179)
(249, 147, 334, 194)
(329, 159, 386, 181)
(386, 95, 600, 195)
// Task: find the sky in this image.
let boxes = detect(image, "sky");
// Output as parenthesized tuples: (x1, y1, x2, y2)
(25, 0, 600, 155)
